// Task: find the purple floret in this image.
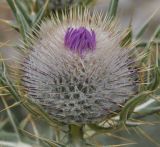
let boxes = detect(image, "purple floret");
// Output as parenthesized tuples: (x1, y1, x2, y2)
(64, 27, 96, 55)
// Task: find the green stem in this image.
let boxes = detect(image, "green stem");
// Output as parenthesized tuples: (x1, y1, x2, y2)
(69, 124, 84, 147)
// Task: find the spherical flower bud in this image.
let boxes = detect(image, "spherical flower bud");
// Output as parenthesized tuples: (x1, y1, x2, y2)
(20, 8, 139, 124)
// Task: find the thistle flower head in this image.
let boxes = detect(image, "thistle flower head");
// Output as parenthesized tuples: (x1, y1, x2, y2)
(21, 8, 139, 124)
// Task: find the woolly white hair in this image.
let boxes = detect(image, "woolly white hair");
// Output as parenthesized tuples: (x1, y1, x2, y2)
(20, 8, 139, 124)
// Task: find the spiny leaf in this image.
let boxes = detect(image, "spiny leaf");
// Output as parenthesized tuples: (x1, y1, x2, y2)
(22, 0, 34, 12)
(107, 0, 119, 20)
(131, 98, 160, 119)
(6, 0, 30, 42)
(141, 25, 160, 64)
(32, 0, 49, 29)
(136, 8, 159, 39)
(134, 106, 160, 119)
(14, 0, 32, 25)
(0, 60, 21, 102)
(148, 67, 160, 91)
(6, 0, 17, 17)
(119, 91, 152, 126)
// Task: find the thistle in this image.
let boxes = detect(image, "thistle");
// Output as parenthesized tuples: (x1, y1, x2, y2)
(1, 0, 160, 147)
(17, 7, 139, 125)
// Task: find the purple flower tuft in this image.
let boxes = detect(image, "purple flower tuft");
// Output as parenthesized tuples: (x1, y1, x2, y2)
(64, 27, 96, 55)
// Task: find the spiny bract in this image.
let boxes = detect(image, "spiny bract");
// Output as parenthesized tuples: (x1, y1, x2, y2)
(20, 8, 139, 124)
